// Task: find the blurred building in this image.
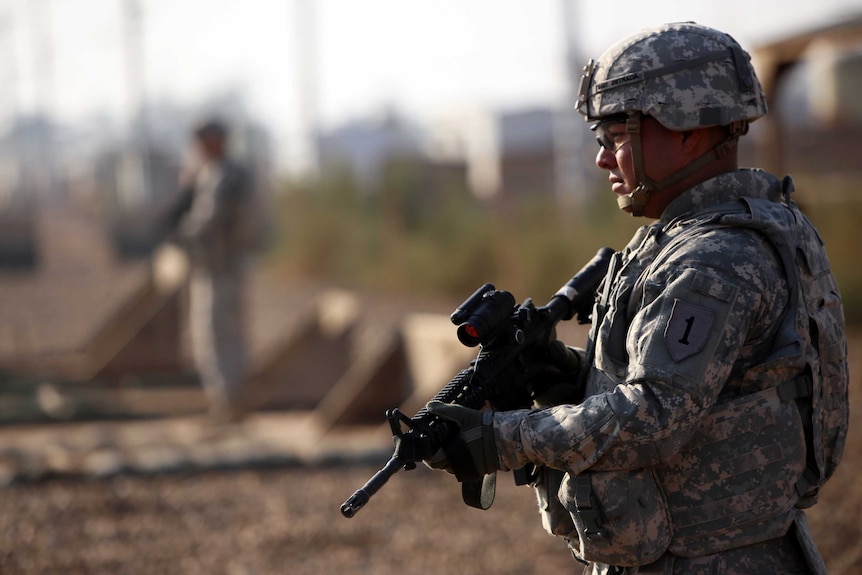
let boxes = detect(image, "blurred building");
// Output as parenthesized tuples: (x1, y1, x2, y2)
(0, 116, 56, 269)
(748, 14, 862, 182)
(316, 104, 595, 204)
(497, 108, 555, 199)
(316, 110, 425, 193)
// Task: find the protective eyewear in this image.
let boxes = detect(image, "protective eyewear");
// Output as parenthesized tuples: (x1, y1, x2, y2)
(591, 115, 630, 152)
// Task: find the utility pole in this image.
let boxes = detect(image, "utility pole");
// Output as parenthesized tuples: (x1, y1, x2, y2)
(554, 0, 591, 201)
(294, 0, 319, 175)
(118, 0, 150, 208)
(29, 0, 57, 203)
(0, 7, 19, 209)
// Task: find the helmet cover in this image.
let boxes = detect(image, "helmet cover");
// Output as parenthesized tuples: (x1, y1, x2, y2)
(577, 22, 767, 130)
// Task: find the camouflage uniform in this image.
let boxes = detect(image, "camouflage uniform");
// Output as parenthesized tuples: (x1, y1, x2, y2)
(493, 168, 845, 574)
(179, 153, 252, 420)
(485, 23, 848, 573)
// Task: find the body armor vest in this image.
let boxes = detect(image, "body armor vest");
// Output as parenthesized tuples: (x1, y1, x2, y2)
(564, 177, 848, 565)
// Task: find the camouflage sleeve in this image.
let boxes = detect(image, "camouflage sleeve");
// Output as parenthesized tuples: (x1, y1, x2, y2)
(494, 228, 788, 474)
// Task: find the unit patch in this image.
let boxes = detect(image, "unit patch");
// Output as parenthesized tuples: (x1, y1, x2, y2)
(664, 299, 715, 362)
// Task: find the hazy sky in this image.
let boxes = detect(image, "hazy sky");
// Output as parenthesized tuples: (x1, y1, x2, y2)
(2, 0, 861, 159)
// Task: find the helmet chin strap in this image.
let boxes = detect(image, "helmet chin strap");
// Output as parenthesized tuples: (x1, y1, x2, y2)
(620, 114, 654, 217)
(617, 184, 652, 216)
(618, 114, 745, 217)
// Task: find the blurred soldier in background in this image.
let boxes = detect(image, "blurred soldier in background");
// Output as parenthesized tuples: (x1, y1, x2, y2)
(174, 119, 255, 423)
(424, 22, 848, 574)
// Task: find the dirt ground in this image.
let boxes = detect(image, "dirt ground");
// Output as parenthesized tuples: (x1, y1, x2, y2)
(1, 461, 859, 575)
(0, 333, 860, 575)
(0, 465, 580, 575)
(2, 434, 860, 575)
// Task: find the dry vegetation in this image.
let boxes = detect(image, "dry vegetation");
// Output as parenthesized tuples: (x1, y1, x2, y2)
(0, 332, 859, 575)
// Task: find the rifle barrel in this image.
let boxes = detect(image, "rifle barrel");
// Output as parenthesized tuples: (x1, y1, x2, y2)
(340, 456, 404, 518)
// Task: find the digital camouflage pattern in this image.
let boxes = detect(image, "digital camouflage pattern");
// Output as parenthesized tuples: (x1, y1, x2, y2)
(576, 22, 767, 130)
(180, 157, 253, 419)
(492, 169, 847, 573)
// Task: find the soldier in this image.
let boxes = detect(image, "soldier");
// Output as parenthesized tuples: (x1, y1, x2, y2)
(424, 22, 849, 574)
(176, 118, 255, 423)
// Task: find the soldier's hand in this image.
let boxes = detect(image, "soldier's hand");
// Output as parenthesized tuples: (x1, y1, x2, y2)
(523, 340, 585, 408)
(423, 401, 500, 477)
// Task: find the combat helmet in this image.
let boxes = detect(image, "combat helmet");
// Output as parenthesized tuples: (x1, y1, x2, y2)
(577, 22, 768, 216)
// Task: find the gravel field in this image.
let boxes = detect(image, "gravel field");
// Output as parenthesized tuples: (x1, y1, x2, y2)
(0, 457, 860, 575)
(0, 464, 581, 575)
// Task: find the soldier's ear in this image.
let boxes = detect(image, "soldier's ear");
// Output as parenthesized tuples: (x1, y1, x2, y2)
(679, 130, 700, 153)
(679, 127, 717, 158)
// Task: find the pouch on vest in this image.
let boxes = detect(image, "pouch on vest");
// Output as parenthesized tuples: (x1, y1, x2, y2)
(559, 468, 671, 567)
(533, 466, 578, 538)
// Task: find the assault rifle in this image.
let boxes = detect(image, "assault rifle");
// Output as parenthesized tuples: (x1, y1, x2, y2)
(340, 247, 614, 518)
